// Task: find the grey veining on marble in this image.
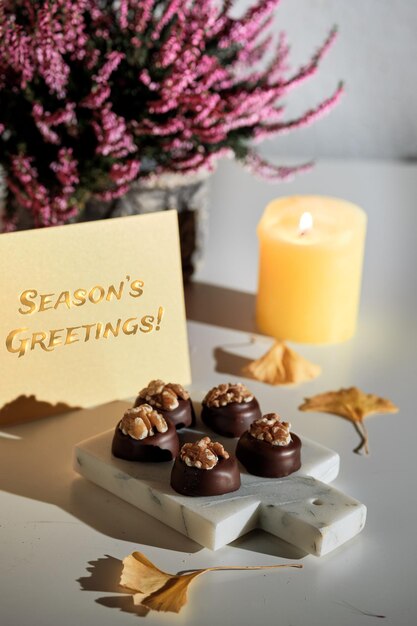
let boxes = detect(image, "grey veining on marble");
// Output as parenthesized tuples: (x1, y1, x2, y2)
(74, 425, 366, 556)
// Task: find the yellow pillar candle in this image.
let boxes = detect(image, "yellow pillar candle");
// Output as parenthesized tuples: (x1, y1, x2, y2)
(256, 195, 367, 344)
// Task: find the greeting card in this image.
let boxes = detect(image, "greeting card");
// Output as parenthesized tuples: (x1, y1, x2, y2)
(0, 211, 191, 424)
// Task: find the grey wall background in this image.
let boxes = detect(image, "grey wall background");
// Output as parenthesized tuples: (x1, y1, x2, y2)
(237, 0, 416, 159)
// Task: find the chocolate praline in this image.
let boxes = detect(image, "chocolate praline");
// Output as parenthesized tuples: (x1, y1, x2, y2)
(135, 397, 195, 430)
(112, 418, 179, 462)
(236, 432, 301, 478)
(171, 456, 241, 497)
(201, 397, 262, 438)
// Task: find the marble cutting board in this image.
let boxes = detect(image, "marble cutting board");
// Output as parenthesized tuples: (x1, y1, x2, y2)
(74, 421, 366, 557)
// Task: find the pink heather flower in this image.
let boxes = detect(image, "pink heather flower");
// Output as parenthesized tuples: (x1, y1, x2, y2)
(109, 159, 141, 186)
(133, 0, 155, 35)
(0, 18, 34, 88)
(245, 152, 313, 181)
(119, 0, 129, 30)
(7, 151, 79, 227)
(98, 184, 131, 201)
(34, 8, 70, 98)
(92, 105, 136, 158)
(81, 85, 111, 109)
(32, 103, 76, 144)
(0, 1, 342, 230)
(132, 117, 185, 137)
(50, 148, 79, 193)
(152, 0, 182, 40)
(94, 51, 125, 84)
(139, 69, 159, 91)
(253, 82, 344, 141)
(2, 215, 18, 232)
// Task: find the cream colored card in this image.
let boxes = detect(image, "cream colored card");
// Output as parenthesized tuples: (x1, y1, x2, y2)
(0, 211, 191, 424)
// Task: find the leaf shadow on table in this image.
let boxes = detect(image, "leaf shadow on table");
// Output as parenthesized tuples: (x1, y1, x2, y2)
(0, 400, 200, 554)
(77, 555, 150, 618)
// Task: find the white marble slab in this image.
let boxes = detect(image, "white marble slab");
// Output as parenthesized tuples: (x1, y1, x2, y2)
(74, 423, 366, 556)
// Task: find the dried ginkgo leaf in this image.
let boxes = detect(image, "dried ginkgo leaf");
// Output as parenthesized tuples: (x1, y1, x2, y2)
(121, 552, 170, 596)
(138, 572, 203, 613)
(243, 341, 321, 385)
(299, 387, 399, 454)
(120, 551, 302, 613)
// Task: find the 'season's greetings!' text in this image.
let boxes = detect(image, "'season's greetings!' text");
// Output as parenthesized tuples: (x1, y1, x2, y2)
(5, 276, 164, 358)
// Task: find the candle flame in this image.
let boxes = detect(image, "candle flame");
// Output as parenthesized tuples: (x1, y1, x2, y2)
(299, 212, 313, 236)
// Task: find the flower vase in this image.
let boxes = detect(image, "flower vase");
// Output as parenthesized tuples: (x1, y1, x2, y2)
(82, 171, 210, 281)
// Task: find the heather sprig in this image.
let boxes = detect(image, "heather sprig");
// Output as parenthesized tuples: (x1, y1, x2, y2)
(0, 0, 342, 229)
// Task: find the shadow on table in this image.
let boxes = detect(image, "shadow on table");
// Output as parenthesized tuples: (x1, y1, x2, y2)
(78, 555, 150, 618)
(213, 345, 252, 377)
(76, 540, 304, 622)
(0, 401, 200, 554)
(0, 393, 81, 427)
(0, 397, 306, 561)
(231, 530, 307, 560)
(186, 281, 267, 380)
(185, 281, 257, 333)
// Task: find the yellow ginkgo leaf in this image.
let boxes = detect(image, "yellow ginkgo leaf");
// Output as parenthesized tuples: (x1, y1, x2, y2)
(120, 551, 302, 613)
(141, 571, 204, 613)
(120, 552, 171, 596)
(243, 341, 321, 385)
(299, 387, 399, 454)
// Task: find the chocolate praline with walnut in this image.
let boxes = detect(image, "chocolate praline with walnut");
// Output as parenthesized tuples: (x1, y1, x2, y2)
(236, 414, 301, 478)
(201, 382, 262, 438)
(112, 404, 179, 462)
(171, 437, 241, 497)
(134, 379, 195, 429)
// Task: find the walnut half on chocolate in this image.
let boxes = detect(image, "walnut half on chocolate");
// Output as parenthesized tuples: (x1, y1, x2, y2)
(135, 379, 194, 430)
(249, 414, 292, 446)
(137, 379, 190, 411)
(236, 413, 301, 478)
(180, 437, 229, 470)
(171, 436, 240, 496)
(119, 404, 167, 440)
(113, 403, 180, 463)
(203, 382, 254, 408)
(201, 382, 261, 438)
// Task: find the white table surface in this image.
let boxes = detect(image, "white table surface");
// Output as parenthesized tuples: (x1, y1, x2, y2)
(1, 158, 416, 625)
